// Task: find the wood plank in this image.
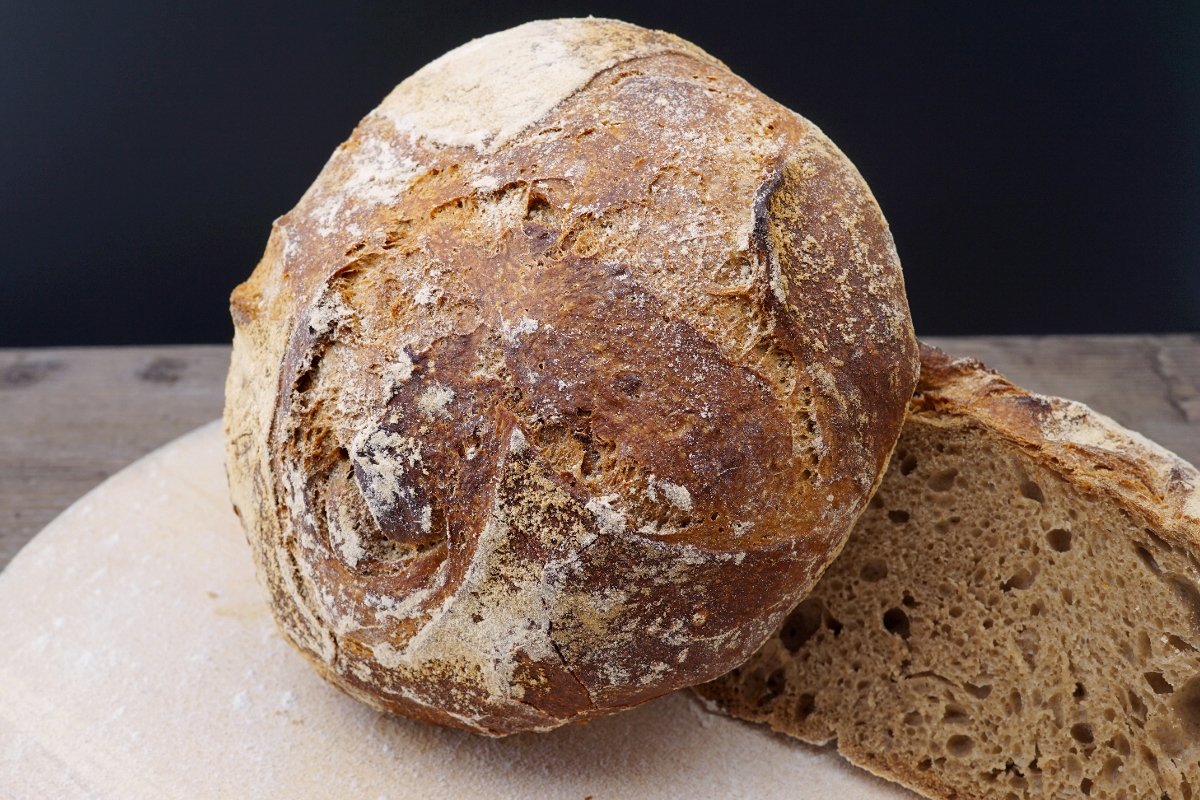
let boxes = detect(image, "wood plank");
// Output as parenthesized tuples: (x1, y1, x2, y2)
(0, 345, 230, 571)
(0, 337, 1197, 574)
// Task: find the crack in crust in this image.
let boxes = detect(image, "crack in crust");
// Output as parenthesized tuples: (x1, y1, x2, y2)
(223, 18, 917, 735)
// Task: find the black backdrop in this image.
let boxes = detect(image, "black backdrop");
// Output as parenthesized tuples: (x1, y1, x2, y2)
(2, 1, 1197, 346)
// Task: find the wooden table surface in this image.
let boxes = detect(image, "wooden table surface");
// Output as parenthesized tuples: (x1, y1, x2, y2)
(1, 335, 1198, 574)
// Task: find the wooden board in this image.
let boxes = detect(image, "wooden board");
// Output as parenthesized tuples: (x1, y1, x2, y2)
(0, 345, 230, 571)
(0, 422, 917, 799)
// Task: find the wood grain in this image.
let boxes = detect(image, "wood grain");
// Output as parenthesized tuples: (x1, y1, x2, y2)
(0, 345, 230, 571)
(0, 337, 1197, 574)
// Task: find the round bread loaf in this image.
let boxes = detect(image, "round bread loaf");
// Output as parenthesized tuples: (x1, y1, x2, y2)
(223, 18, 919, 735)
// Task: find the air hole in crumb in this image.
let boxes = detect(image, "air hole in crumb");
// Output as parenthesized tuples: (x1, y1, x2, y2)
(965, 682, 992, 700)
(796, 693, 815, 720)
(1071, 723, 1094, 744)
(1017, 628, 1039, 669)
(887, 509, 910, 523)
(903, 711, 922, 726)
(928, 468, 958, 492)
(883, 607, 910, 639)
(943, 703, 970, 725)
(1146, 529, 1173, 551)
(779, 598, 823, 653)
(1003, 568, 1035, 591)
(1141, 745, 1161, 777)
(825, 611, 844, 637)
(902, 592, 918, 608)
(1146, 672, 1174, 695)
(900, 454, 918, 475)
(1172, 675, 1200, 732)
(1137, 545, 1162, 575)
(917, 758, 932, 771)
(1020, 480, 1045, 503)
(1102, 756, 1122, 783)
(860, 558, 888, 583)
(1129, 690, 1148, 722)
(1167, 634, 1197, 652)
(1081, 778, 1093, 795)
(946, 735, 974, 756)
(757, 668, 786, 706)
(1047, 528, 1072, 552)
(1074, 683, 1086, 700)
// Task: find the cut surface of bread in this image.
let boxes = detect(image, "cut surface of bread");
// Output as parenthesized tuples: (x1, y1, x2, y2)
(697, 345, 1200, 800)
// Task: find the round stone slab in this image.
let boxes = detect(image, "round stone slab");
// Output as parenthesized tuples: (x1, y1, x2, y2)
(0, 421, 915, 799)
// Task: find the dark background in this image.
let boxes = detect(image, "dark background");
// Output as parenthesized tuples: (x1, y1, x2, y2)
(2, 1, 1197, 346)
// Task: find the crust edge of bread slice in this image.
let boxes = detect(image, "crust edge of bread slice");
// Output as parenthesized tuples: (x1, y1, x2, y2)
(908, 344, 1200, 545)
(697, 343, 1200, 800)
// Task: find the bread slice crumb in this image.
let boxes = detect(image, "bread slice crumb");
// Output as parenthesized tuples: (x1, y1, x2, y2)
(698, 345, 1200, 800)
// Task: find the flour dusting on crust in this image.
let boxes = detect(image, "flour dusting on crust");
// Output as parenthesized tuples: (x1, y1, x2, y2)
(377, 19, 719, 152)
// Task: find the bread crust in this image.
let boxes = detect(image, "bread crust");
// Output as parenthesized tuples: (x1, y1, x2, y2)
(224, 18, 917, 735)
(912, 344, 1200, 547)
(697, 343, 1200, 798)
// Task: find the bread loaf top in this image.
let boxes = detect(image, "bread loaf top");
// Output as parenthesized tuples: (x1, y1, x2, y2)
(224, 18, 918, 735)
(377, 18, 718, 152)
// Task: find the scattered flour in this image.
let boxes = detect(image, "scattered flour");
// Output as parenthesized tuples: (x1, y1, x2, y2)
(416, 383, 455, 418)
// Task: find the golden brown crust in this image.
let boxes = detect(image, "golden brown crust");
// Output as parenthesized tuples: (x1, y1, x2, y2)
(224, 18, 917, 735)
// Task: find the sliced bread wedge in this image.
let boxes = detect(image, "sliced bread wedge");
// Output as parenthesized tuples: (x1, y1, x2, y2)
(697, 344, 1200, 800)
